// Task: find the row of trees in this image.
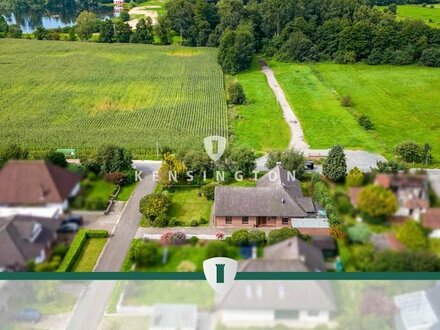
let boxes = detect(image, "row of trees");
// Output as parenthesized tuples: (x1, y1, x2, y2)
(162, 0, 440, 73)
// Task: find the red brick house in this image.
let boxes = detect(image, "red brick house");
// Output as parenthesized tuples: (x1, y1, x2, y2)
(214, 165, 329, 234)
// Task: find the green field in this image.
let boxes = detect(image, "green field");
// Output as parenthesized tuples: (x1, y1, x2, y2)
(270, 61, 440, 161)
(0, 39, 227, 156)
(72, 238, 107, 272)
(378, 4, 440, 27)
(231, 59, 290, 152)
(167, 186, 212, 225)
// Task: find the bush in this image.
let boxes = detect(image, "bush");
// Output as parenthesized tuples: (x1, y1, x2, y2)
(266, 148, 306, 179)
(358, 115, 374, 130)
(346, 167, 364, 187)
(51, 244, 69, 259)
(395, 141, 423, 163)
(189, 236, 199, 246)
(267, 227, 301, 245)
(139, 192, 172, 221)
(153, 214, 170, 227)
(57, 229, 108, 272)
(230, 229, 251, 246)
(177, 260, 196, 272)
(133, 241, 161, 267)
(190, 219, 199, 227)
(199, 217, 209, 225)
(160, 231, 186, 245)
(216, 231, 225, 240)
(104, 172, 125, 185)
(200, 182, 217, 200)
(85, 197, 107, 210)
(206, 241, 228, 259)
(396, 220, 428, 250)
(249, 229, 267, 246)
(420, 47, 440, 67)
(340, 95, 353, 107)
(227, 80, 246, 105)
(358, 185, 398, 218)
(347, 223, 372, 243)
(44, 151, 67, 167)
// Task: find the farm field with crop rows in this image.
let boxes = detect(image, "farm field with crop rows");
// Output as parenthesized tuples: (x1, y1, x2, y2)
(0, 39, 227, 157)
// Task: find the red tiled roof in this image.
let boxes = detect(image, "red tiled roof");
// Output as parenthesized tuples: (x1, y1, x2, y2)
(0, 160, 81, 205)
(374, 174, 392, 188)
(423, 208, 440, 229)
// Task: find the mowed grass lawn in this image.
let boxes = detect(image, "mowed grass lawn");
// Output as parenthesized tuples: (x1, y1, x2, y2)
(167, 186, 212, 225)
(0, 39, 227, 156)
(378, 4, 440, 28)
(270, 61, 440, 161)
(232, 59, 290, 152)
(72, 238, 107, 272)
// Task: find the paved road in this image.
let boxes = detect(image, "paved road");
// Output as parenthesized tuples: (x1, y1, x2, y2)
(94, 161, 161, 271)
(259, 61, 386, 172)
(67, 161, 160, 330)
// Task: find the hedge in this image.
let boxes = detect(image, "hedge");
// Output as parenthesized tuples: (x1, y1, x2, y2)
(57, 229, 108, 272)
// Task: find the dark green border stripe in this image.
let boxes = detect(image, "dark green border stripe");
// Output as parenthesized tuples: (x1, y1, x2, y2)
(1, 272, 440, 280)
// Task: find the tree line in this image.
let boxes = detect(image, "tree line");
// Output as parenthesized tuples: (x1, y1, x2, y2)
(161, 0, 440, 73)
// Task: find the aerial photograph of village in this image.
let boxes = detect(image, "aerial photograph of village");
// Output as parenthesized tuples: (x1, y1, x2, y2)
(1, 0, 440, 328)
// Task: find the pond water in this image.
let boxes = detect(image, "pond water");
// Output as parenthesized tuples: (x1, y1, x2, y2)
(2, 7, 116, 33)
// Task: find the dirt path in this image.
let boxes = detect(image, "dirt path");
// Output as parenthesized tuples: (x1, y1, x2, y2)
(128, 7, 159, 27)
(260, 59, 310, 151)
(259, 59, 386, 172)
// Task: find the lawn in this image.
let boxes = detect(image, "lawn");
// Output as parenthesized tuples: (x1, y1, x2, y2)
(378, 4, 440, 28)
(231, 59, 290, 153)
(270, 61, 440, 162)
(0, 39, 227, 157)
(72, 238, 107, 271)
(167, 186, 212, 225)
(117, 182, 137, 201)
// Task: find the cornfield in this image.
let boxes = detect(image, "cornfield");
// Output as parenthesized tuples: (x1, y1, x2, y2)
(0, 39, 228, 157)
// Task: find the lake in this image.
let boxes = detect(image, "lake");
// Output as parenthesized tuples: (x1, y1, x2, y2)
(2, 7, 116, 33)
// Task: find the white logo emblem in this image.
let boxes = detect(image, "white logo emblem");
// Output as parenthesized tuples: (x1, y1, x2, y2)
(203, 257, 238, 295)
(204, 136, 227, 161)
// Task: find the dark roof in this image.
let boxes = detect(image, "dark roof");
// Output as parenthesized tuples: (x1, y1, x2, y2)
(214, 186, 308, 217)
(423, 208, 440, 229)
(0, 160, 81, 205)
(214, 165, 315, 217)
(263, 236, 326, 272)
(311, 236, 336, 251)
(0, 215, 60, 268)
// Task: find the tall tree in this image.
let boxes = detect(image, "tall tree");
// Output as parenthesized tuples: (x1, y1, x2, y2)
(155, 15, 174, 45)
(114, 21, 132, 43)
(75, 11, 98, 41)
(323, 145, 347, 182)
(99, 19, 115, 43)
(131, 17, 154, 44)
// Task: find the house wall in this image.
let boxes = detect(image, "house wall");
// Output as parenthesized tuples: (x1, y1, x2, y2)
(215, 216, 291, 228)
(219, 309, 331, 329)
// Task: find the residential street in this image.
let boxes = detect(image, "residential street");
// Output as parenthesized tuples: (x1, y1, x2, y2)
(66, 161, 160, 330)
(94, 160, 161, 271)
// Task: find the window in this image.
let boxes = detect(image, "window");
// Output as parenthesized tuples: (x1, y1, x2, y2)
(225, 216, 232, 224)
(307, 311, 320, 317)
(282, 218, 289, 225)
(242, 216, 249, 224)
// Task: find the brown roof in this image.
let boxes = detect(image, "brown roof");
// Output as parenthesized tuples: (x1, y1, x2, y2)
(423, 208, 440, 229)
(0, 160, 81, 205)
(0, 215, 61, 268)
(375, 174, 392, 188)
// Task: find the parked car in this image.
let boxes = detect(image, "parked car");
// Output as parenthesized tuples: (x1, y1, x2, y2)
(57, 222, 79, 234)
(62, 214, 84, 226)
(305, 160, 314, 170)
(14, 308, 41, 323)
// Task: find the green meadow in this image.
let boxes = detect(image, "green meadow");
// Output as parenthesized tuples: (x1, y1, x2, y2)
(0, 39, 227, 157)
(378, 4, 440, 28)
(270, 61, 440, 161)
(231, 60, 290, 152)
